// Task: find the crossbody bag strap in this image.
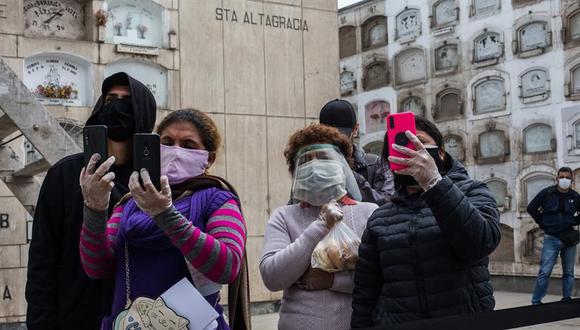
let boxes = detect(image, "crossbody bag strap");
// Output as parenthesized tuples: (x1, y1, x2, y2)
(124, 241, 132, 308)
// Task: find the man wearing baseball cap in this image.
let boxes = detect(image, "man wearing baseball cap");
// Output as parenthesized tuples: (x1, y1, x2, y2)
(319, 99, 394, 205)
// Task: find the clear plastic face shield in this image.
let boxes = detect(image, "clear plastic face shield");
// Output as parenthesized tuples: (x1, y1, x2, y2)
(291, 144, 362, 206)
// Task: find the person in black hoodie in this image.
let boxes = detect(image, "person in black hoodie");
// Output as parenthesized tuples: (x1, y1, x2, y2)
(351, 116, 500, 328)
(25, 72, 156, 330)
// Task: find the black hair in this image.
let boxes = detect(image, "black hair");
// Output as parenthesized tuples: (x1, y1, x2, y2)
(156, 108, 221, 152)
(381, 115, 444, 162)
(558, 167, 574, 178)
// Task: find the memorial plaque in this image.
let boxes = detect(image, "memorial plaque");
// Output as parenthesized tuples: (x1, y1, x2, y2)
(434, 0, 456, 26)
(473, 0, 500, 16)
(365, 101, 390, 134)
(364, 61, 388, 90)
(106, 61, 167, 108)
(435, 44, 458, 72)
(340, 70, 355, 95)
(106, 0, 164, 47)
(396, 49, 426, 85)
(24, 54, 90, 106)
(474, 32, 501, 62)
(524, 124, 552, 153)
(24, 0, 85, 39)
(526, 176, 553, 204)
(444, 135, 463, 160)
(521, 69, 548, 98)
(396, 9, 420, 40)
(401, 96, 424, 115)
(479, 130, 505, 158)
(519, 22, 548, 52)
(570, 13, 580, 41)
(474, 79, 505, 114)
(439, 90, 460, 116)
(487, 180, 507, 207)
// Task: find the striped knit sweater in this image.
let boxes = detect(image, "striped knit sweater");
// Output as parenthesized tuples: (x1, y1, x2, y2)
(79, 199, 246, 285)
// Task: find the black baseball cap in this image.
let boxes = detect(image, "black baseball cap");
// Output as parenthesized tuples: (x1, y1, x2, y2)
(319, 99, 357, 137)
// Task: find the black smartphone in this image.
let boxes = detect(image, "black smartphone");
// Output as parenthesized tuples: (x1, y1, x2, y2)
(133, 133, 161, 191)
(83, 125, 108, 169)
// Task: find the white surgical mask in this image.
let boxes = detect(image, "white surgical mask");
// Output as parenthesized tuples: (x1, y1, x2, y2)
(558, 178, 572, 190)
(292, 160, 347, 206)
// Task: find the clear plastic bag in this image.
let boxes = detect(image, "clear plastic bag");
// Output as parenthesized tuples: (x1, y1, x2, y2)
(311, 220, 361, 273)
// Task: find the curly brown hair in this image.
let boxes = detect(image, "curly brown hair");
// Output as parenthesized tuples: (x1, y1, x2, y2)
(156, 108, 221, 152)
(284, 124, 353, 174)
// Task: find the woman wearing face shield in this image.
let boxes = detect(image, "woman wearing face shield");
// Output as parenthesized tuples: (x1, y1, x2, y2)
(351, 116, 501, 328)
(260, 124, 378, 330)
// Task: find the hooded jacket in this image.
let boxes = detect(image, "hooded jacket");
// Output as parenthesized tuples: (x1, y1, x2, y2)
(26, 72, 156, 330)
(351, 158, 501, 328)
(351, 144, 395, 206)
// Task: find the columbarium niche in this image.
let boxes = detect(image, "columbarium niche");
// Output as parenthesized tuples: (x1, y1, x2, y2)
(23, 0, 86, 40)
(362, 16, 387, 50)
(490, 224, 515, 262)
(400, 95, 425, 116)
(433, 88, 462, 120)
(470, 0, 500, 17)
(486, 179, 509, 210)
(473, 31, 503, 66)
(526, 228, 544, 262)
(394, 48, 427, 88)
(519, 68, 550, 103)
(340, 70, 356, 96)
(363, 60, 389, 91)
(24, 53, 91, 107)
(434, 43, 459, 75)
(473, 77, 506, 115)
(431, 0, 458, 28)
(474, 126, 509, 164)
(444, 134, 464, 161)
(513, 20, 551, 58)
(396, 8, 421, 42)
(523, 175, 554, 206)
(523, 124, 554, 154)
(364, 100, 390, 134)
(339, 26, 357, 58)
(105, 0, 164, 48)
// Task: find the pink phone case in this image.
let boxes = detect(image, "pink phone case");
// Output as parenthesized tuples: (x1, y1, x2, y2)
(386, 112, 416, 171)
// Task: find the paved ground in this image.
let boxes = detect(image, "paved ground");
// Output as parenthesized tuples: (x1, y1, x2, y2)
(251, 291, 580, 329)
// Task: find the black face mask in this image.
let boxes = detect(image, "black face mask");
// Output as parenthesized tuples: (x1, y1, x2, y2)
(97, 98, 134, 142)
(393, 147, 446, 191)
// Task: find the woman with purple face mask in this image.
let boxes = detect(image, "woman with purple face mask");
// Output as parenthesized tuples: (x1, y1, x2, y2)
(79, 109, 250, 330)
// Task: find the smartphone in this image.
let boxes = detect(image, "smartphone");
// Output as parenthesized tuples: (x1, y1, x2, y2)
(133, 133, 161, 191)
(386, 112, 416, 171)
(83, 125, 108, 169)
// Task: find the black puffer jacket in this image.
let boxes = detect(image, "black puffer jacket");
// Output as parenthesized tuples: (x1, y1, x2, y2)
(351, 159, 501, 328)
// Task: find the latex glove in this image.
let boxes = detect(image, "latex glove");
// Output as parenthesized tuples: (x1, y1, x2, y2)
(295, 266, 334, 290)
(318, 200, 343, 229)
(79, 154, 116, 212)
(388, 130, 442, 192)
(128, 169, 172, 217)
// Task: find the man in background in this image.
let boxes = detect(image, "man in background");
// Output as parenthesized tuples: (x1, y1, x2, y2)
(319, 99, 394, 205)
(528, 167, 580, 305)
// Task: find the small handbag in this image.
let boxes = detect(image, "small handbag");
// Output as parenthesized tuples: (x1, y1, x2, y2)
(560, 227, 580, 247)
(113, 243, 219, 330)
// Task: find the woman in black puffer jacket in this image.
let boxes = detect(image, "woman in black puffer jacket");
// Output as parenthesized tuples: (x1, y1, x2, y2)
(351, 116, 501, 328)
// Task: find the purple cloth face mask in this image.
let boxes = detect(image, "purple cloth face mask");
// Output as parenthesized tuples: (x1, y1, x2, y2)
(160, 144, 209, 185)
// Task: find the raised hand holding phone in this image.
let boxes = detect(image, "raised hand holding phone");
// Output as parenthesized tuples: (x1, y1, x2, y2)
(386, 112, 416, 171)
(128, 169, 172, 216)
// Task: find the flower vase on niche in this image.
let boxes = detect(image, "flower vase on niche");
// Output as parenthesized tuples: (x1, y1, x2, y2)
(137, 24, 148, 39)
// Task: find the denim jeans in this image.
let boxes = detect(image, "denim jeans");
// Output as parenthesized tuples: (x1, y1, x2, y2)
(531, 234, 577, 304)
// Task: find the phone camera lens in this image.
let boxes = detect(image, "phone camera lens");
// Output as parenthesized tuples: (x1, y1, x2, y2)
(144, 148, 150, 157)
(395, 132, 409, 146)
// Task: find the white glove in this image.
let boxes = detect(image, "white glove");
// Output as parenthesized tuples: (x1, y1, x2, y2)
(388, 130, 442, 191)
(79, 154, 116, 212)
(128, 169, 172, 217)
(318, 200, 344, 229)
